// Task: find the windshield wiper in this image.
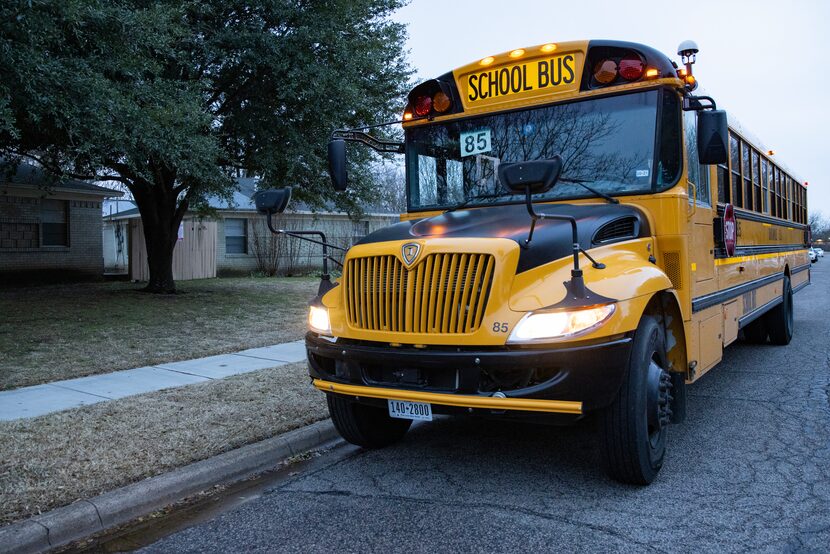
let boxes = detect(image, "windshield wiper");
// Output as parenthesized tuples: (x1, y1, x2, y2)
(559, 176, 619, 204)
(446, 176, 617, 212)
(444, 192, 509, 213)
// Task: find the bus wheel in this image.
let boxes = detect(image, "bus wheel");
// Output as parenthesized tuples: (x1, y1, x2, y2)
(765, 276, 793, 345)
(599, 316, 671, 485)
(327, 394, 412, 448)
(742, 318, 768, 344)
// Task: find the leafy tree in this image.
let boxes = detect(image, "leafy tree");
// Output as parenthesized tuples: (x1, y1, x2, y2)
(0, 0, 410, 292)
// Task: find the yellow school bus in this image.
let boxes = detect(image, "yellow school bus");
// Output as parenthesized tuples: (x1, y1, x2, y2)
(294, 40, 810, 484)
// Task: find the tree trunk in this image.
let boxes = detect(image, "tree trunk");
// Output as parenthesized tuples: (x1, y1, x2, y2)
(143, 224, 178, 293)
(131, 178, 187, 294)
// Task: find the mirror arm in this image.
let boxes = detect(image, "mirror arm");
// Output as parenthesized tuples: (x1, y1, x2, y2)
(682, 94, 717, 111)
(579, 248, 606, 270)
(324, 255, 344, 269)
(275, 230, 347, 253)
(521, 185, 589, 297)
(263, 212, 347, 283)
(331, 130, 405, 154)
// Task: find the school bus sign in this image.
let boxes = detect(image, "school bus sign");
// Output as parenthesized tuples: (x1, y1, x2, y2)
(456, 50, 583, 109)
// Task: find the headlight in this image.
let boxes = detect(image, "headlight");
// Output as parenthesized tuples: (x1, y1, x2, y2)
(308, 305, 331, 334)
(506, 304, 615, 344)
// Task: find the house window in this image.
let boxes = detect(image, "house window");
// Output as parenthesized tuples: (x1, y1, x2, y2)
(41, 199, 69, 246)
(225, 218, 247, 254)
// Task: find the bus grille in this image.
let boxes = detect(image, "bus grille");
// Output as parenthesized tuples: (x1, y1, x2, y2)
(344, 253, 495, 334)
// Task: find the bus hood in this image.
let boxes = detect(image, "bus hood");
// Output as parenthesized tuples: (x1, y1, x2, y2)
(356, 203, 650, 273)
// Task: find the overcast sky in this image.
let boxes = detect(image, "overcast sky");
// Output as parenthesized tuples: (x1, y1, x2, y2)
(393, 0, 829, 217)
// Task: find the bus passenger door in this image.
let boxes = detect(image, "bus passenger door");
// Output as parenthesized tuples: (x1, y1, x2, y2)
(685, 110, 722, 378)
(685, 110, 716, 297)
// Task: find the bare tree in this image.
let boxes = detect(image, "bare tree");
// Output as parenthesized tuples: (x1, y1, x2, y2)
(372, 162, 407, 213)
(809, 211, 829, 244)
(250, 218, 282, 276)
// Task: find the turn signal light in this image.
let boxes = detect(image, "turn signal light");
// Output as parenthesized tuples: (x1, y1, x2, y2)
(593, 59, 618, 84)
(645, 67, 659, 78)
(403, 110, 413, 121)
(618, 55, 645, 81)
(432, 91, 451, 113)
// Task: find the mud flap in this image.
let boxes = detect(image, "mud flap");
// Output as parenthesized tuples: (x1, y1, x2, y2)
(669, 371, 686, 424)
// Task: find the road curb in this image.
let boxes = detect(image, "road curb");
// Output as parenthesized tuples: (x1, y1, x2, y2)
(0, 419, 339, 554)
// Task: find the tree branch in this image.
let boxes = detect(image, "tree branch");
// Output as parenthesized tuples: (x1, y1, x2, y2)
(4, 150, 134, 185)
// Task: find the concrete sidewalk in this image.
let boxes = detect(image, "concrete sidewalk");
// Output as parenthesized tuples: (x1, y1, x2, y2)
(0, 340, 307, 421)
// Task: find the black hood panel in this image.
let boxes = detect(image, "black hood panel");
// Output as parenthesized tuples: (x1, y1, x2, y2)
(357, 203, 650, 273)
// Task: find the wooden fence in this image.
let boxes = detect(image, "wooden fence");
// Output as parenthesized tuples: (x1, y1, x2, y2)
(129, 218, 217, 281)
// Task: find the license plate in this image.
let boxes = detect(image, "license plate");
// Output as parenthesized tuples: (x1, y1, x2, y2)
(388, 400, 433, 421)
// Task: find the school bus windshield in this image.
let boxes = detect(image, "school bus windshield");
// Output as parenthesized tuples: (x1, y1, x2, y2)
(405, 88, 682, 211)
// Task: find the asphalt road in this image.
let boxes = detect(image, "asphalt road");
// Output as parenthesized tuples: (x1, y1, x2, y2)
(141, 264, 830, 553)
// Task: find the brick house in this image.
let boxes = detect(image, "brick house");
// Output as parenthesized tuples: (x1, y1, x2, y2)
(0, 163, 123, 283)
(104, 178, 398, 280)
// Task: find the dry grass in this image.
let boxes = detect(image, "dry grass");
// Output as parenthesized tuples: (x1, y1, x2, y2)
(0, 277, 319, 390)
(0, 362, 328, 525)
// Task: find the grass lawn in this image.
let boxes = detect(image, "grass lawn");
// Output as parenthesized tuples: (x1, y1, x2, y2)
(0, 362, 328, 525)
(0, 277, 319, 390)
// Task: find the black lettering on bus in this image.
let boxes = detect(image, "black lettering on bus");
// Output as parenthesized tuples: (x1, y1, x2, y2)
(488, 70, 498, 99)
(468, 74, 479, 101)
(521, 65, 532, 91)
(551, 57, 562, 86)
(479, 71, 489, 100)
(563, 54, 575, 83)
(498, 68, 510, 96)
(538, 60, 549, 88)
(510, 65, 522, 93)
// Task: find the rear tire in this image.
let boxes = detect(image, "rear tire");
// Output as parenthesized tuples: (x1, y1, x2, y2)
(742, 317, 768, 344)
(599, 316, 671, 485)
(327, 394, 412, 448)
(765, 276, 793, 345)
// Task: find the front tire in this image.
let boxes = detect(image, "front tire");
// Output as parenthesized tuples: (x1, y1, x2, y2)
(599, 316, 672, 485)
(327, 394, 412, 448)
(765, 276, 793, 345)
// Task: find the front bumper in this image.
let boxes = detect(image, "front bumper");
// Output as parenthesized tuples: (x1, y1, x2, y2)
(306, 332, 633, 415)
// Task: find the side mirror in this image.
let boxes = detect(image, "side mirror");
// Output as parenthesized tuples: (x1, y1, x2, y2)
(698, 110, 728, 165)
(328, 139, 348, 192)
(254, 187, 292, 215)
(497, 156, 564, 194)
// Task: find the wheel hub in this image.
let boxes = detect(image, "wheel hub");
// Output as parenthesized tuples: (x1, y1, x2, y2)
(646, 360, 673, 433)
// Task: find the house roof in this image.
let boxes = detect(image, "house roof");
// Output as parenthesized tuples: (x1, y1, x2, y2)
(206, 177, 258, 211)
(1, 162, 124, 197)
(105, 176, 398, 220)
(206, 177, 396, 214)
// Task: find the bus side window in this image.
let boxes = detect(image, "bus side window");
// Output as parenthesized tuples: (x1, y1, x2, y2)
(684, 110, 711, 206)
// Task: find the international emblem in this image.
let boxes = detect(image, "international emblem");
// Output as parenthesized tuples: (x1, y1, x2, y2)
(402, 242, 421, 266)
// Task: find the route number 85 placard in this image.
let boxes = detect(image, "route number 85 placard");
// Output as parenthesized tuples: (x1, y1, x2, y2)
(460, 128, 492, 157)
